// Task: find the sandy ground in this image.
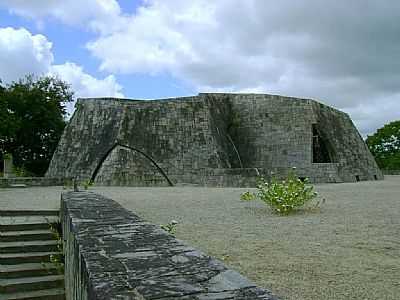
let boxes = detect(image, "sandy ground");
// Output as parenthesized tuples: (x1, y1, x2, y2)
(1, 176, 399, 299)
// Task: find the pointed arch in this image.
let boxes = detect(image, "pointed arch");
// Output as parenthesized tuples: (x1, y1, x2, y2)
(90, 143, 173, 186)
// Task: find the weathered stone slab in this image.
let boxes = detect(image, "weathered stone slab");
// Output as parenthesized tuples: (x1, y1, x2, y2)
(62, 191, 279, 299)
(3, 154, 15, 178)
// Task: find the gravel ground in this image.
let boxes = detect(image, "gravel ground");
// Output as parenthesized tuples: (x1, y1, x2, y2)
(95, 176, 400, 300)
(1, 176, 399, 299)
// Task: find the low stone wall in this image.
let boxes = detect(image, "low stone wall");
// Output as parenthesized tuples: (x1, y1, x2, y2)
(61, 192, 279, 299)
(173, 168, 270, 187)
(94, 164, 379, 187)
(95, 167, 271, 187)
(0, 177, 68, 188)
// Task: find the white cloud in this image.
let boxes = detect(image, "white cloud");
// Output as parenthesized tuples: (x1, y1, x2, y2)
(0, 27, 123, 113)
(50, 62, 123, 115)
(0, 27, 53, 83)
(50, 62, 123, 98)
(1, 1, 399, 135)
(85, 0, 400, 135)
(86, 1, 216, 75)
(0, 0, 121, 32)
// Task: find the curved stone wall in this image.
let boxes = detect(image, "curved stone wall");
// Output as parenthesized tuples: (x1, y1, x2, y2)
(47, 93, 383, 185)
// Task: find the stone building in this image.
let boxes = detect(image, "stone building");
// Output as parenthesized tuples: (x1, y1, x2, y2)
(46, 93, 383, 186)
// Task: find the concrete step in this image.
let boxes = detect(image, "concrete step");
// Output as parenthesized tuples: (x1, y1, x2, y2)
(0, 275, 64, 293)
(0, 216, 59, 226)
(0, 263, 60, 279)
(0, 211, 59, 217)
(0, 230, 54, 242)
(0, 241, 59, 254)
(0, 252, 61, 265)
(0, 288, 65, 300)
(0, 210, 64, 298)
(8, 184, 27, 189)
(0, 216, 59, 232)
(0, 223, 57, 232)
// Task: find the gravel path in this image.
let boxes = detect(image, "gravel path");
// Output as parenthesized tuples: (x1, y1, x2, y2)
(1, 176, 399, 299)
(95, 176, 400, 300)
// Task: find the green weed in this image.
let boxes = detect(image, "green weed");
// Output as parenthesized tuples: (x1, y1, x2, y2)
(241, 168, 319, 214)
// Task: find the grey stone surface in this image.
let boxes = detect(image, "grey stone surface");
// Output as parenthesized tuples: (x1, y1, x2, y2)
(61, 191, 279, 300)
(3, 154, 15, 178)
(46, 93, 382, 186)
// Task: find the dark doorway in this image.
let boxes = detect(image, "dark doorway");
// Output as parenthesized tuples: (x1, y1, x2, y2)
(312, 124, 334, 163)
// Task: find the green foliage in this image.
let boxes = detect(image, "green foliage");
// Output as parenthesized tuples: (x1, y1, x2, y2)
(240, 191, 256, 201)
(82, 179, 94, 190)
(241, 170, 318, 214)
(62, 178, 73, 189)
(160, 220, 179, 235)
(12, 166, 34, 177)
(43, 220, 64, 275)
(0, 75, 73, 176)
(366, 120, 400, 170)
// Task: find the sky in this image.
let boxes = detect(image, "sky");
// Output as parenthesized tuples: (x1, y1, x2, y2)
(0, 0, 399, 136)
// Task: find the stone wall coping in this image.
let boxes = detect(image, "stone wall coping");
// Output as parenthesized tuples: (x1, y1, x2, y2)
(0, 177, 69, 187)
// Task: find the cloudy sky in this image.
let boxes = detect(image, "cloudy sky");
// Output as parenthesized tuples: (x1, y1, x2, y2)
(0, 0, 399, 136)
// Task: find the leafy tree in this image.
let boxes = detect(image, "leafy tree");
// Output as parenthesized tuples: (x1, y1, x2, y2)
(366, 120, 400, 170)
(0, 75, 73, 176)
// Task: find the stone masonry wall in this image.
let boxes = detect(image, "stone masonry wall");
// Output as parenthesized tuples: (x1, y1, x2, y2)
(47, 93, 383, 185)
(217, 93, 383, 182)
(61, 191, 279, 299)
(48, 96, 231, 185)
(95, 145, 170, 187)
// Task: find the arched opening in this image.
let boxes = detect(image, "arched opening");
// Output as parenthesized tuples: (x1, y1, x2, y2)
(90, 143, 173, 186)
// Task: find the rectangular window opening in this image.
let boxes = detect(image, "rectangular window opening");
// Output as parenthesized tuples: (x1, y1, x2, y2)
(312, 124, 334, 163)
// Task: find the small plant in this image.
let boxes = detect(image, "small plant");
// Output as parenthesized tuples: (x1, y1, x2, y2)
(221, 254, 231, 262)
(63, 178, 73, 190)
(13, 166, 33, 177)
(240, 191, 256, 201)
(42, 220, 64, 275)
(82, 179, 94, 190)
(241, 168, 318, 214)
(160, 220, 179, 235)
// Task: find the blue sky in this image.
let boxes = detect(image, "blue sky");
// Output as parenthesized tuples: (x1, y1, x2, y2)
(0, 1, 192, 99)
(0, 0, 399, 136)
